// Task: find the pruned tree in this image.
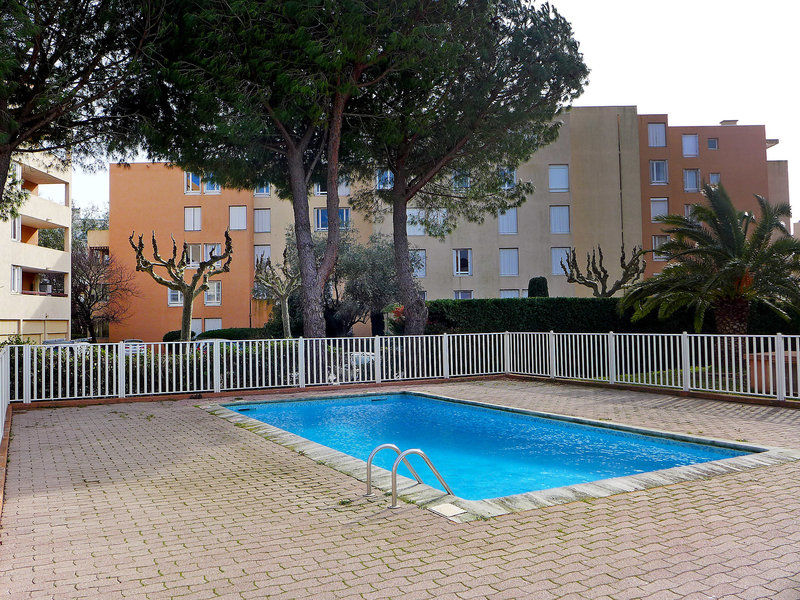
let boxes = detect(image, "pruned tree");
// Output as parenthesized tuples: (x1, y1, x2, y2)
(253, 251, 300, 339)
(129, 231, 233, 341)
(0, 0, 163, 212)
(72, 247, 137, 342)
(561, 245, 646, 298)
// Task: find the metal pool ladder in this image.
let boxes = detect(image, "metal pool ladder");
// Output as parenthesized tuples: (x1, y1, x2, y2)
(366, 443, 455, 509)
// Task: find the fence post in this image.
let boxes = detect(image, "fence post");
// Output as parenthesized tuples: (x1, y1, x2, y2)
(607, 332, 616, 385)
(117, 341, 126, 399)
(22, 345, 33, 403)
(442, 333, 450, 379)
(503, 331, 511, 375)
(548, 330, 556, 379)
(776, 333, 786, 401)
(374, 336, 382, 384)
(681, 332, 690, 392)
(298, 337, 306, 388)
(213, 340, 222, 393)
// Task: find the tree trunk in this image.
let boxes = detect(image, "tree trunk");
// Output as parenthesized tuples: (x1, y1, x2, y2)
(87, 320, 98, 344)
(181, 290, 194, 341)
(713, 299, 750, 335)
(280, 297, 292, 339)
(287, 151, 326, 338)
(392, 182, 427, 335)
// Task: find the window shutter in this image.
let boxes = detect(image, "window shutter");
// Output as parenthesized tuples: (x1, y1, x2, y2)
(498, 208, 518, 234)
(549, 206, 570, 234)
(499, 249, 519, 276)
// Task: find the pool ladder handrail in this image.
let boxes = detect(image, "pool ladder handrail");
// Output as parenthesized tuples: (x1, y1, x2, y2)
(365, 443, 455, 509)
(365, 444, 423, 496)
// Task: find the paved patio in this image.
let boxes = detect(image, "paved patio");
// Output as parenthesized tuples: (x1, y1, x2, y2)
(2, 380, 799, 600)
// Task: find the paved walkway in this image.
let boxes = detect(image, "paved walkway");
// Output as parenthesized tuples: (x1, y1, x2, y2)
(2, 380, 799, 600)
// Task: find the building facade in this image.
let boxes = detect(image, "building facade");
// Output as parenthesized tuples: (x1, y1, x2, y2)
(97, 107, 790, 342)
(638, 115, 790, 276)
(0, 156, 72, 342)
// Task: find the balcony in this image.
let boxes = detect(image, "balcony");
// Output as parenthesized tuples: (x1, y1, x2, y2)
(18, 193, 71, 230)
(14, 243, 71, 274)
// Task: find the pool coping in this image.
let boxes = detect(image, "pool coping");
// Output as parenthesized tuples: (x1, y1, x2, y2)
(201, 391, 800, 523)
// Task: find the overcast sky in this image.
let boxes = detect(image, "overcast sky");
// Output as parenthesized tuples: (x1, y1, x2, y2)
(66, 0, 798, 221)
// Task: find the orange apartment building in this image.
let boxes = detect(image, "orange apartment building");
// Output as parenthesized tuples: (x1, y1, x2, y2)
(98, 109, 791, 342)
(639, 115, 790, 277)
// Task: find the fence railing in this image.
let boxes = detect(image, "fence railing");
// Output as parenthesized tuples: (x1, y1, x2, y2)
(1, 332, 799, 408)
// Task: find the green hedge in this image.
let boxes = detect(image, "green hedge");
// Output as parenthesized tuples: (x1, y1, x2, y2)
(424, 297, 800, 335)
(195, 327, 270, 341)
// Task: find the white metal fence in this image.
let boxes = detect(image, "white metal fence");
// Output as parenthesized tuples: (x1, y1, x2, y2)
(1, 332, 799, 414)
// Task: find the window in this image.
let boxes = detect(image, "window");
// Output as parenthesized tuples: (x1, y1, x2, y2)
(168, 288, 181, 306)
(204, 281, 221, 305)
(454, 290, 473, 300)
(709, 172, 721, 185)
(500, 289, 520, 299)
(10, 266, 21, 294)
(708, 138, 719, 150)
(204, 318, 222, 332)
(419, 290, 427, 301)
(551, 247, 570, 275)
(314, 207, 350, 231)
(313, 180, 327, 195)
(549, 206, 570, 234)
(499, 248, 519, 276)
(682, 134, 699, 157)
(498, 208, 518, 235)
(499, 168, 516, 190)
(190, 319, 202, 337)
(647, 123, 666, 147)
(186, 243, 202, 267)
(229, 205, 247, 230)
(652, 235, 669, 261)
(548, 165, 569, 192)
(452, 170, 470, 190)
(410, 249, 426, 278)
(650, 160, 668, 184)
(453, 248, 472, 276)
(650, 198, 669, 222)
(203, 175, 221, 194)
(10, 216, 21, 242)
(184, 207, 201, 231)
(683, 169, 700, 192)
(376, 169, 394, 190)
(407, 208, 425, 236)
(254, 244, 271, 264)
(203, 243, 221, 262)
(338, 179, 351, 197)
(184, 172, 201, 194)
(254, 184, 270, 196)
(684, 204, 695, 220)
(254, 208, 271, 233)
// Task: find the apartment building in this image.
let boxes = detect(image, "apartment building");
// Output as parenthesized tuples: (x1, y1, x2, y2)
(97, 106, 790, 342)
(0, 156, 72, 342)
(639, 115, 790, 276)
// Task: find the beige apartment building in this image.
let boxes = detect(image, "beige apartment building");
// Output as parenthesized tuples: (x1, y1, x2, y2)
(95, 106, 790, 341)
(0, 156, 72, 342)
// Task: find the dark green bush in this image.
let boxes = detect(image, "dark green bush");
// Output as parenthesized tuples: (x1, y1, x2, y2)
(424, 297, 800, 335)
(527, 277, 549, 297)
(162, 330, 194, 342)
(195, 327, 269, 341)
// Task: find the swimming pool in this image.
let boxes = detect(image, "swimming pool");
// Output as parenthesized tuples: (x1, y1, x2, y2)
(225, 392, 755, 501)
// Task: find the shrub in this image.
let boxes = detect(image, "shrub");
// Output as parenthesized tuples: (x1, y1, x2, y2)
(162, 330, 193, 342)
(527, 277, 549, 297)
(424, 297, 800, 335)
(195, 327, 269, 341)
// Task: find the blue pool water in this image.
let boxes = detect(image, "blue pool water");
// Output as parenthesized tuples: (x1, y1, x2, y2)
(227, 393, 752, 500)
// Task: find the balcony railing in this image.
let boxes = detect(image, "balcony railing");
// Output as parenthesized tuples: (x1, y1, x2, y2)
(20, 290, 68, 298)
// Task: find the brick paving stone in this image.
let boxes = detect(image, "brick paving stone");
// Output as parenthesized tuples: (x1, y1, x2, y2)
(2, 380, 800, 599)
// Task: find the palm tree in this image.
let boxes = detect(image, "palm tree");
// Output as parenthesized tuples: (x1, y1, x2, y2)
(621, 184, 800, 334)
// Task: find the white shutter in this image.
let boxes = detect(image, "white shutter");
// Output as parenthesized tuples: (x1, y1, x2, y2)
(190, 319, 203, 336)
(548, 165, 569, 192)
(648, 123, 666, 147)
(499, 289, 520, 298)
(254, 245, 271, 263)
(204, 318, 222, 332)
(184, 207, 201, 231)
(337, 179, 351, 196)
(650, 199, 668, 222)
(499, 248, 519, 276)
(229, 206, 247, 230)
(549, 206, 570, 234)
(407, 209, 425, 236)
(410, 250, 426, 277)
(498, 208, 518, 234)
(682, 134, 699, 157)
(551, 247, 570, 275)
(254, 208, 271, 233)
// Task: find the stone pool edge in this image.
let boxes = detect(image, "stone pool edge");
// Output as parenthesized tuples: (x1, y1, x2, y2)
(201, 393, 800, 523)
